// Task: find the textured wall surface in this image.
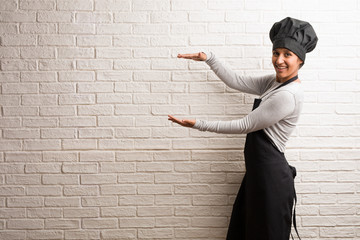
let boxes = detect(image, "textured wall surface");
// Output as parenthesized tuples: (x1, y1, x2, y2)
(1, 0, 360, 239)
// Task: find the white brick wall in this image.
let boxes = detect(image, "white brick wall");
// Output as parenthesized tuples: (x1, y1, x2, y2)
(0, 0, 359, 239)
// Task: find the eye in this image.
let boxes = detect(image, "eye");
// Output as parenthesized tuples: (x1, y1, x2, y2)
(285, 52, 292, 57)
(272, 51, 279, 56)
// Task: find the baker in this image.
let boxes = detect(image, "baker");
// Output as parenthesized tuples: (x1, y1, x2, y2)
(169, 17, 318, 239)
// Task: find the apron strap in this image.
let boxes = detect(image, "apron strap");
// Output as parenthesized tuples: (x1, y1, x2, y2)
(290, 165, 301, 240)
(274, 75, 298, 91)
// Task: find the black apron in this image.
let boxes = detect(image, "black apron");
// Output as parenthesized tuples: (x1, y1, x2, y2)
(226, 75, 301, 240)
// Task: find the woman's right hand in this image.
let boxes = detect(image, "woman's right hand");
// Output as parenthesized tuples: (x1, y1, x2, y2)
(177, 52, 207, 61)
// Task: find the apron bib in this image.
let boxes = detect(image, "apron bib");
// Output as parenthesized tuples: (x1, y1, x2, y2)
(226, 76, 301, 240)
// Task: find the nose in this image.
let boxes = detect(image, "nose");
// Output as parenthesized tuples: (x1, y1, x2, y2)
(276, 55, 284, 65)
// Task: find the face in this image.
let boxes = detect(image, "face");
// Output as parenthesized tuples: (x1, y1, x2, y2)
(272, 48, 303, 83)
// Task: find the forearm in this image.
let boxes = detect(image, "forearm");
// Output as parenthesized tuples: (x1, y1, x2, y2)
(204, 51, 266, 95)
(192, 90, 296, 134)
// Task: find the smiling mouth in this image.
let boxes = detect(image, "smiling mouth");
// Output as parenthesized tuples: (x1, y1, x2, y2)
(276, 65, 287, 71)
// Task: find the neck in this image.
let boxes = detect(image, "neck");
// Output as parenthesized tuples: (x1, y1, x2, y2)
(276, 73, 299, 83)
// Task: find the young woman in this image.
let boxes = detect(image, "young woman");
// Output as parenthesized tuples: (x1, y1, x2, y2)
(168, 17, 318, 239)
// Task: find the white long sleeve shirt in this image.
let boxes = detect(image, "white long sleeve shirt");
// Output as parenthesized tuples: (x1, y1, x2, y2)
(192, 52, 304, 152)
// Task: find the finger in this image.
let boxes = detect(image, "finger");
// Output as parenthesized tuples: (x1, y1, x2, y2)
(168, 115, 182, 125)
(177, 53, 199, 59)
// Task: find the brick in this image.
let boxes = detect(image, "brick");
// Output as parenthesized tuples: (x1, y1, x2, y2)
(101, 230, 136, 239)
(118, 173, 154, 183)
(62, 139, 97, 150)
(4, 129, 40, 139)
(25, 163, 61, 173)
(64, 230, 100, 240)
(42, 175, 79, 185)
(0, 23, 17, 33)
(3, 83, 38, 94)
(21, 72, 56, 82)
(0, 0, 18, 10)
(40, 106, 76, 116)
(0, 47, 20, 58)
(45, 197, 80, 207)
(115, 82, 150, 93)
(150, 36, 187, 47)
(134, 139, 171, 150)
(98, 139, 134, 150)
(76, 12, 111, 23)
(137, 163, 173, 172)
(82, 196, 117, 207)
(1, 60, 36, 71)
(7, 197, 43, 207)
(174, 185, 211, 194)
(78, 83, 113, 93)
(116, 105, 151, 115)
(155, 173, 190, 183)
(97, 71, 132, 81)
(38, 35, 75, 46)
(101, 185, 136, 195)
(94, 0, 130, 10)
(27, 208, 61, 218)
(59, 71, 95, 82)
(62, 163, 98, 173)
(0, 140, 22, 150)
(100, 162, 135, 173)
(175, 228, 211, 238)
(5, 152, 42, 163)
(0, 12, 36, 23)
(20, 0, 55, 10)
(79, 128, 113, 138)
(114, 36, 149, 47)
(6, 174, 41, 185)
(0, 34, 36, 46)
(81, 174, 117, 185)
(114, 59, 151, 70)
(45, 219, 80, 229)
(155, 195, 191, 206)
(58, 47, 94, 58)
(0, 187, 25, 196)
(151, 12, 187, 23)
(27, 230, 64, 239)
(119, 195, 154, 206)
(57, 0, 92, 10)
(39, 60, 74, 70)
(115, 128, 151, 138)
(137, 185, 172, 195)
(0, 208, 26, 218)
(64, 186, 98, 196)
(97, 24, 131, 34)
(26, 186, 61, 196)
(133, 0, 169, 10)
(80, 151, 115, 162)
(138, 228, 174, 238)
(151, 127, 189, 138)
(101, 207, 136, 217)
(60, 117, 96, 127)
(0, 231, 26, 240)
(120, 218, 155, 228)
(115, 151, 152, 162)
(59, 94, 95, 105)
(96, 48, 131, 58)
(21, 47, 55, 59)
(7, 219, 44, 229)
(43, 151, 77, 162)
(0, 163, 24, 173)
(58, 23, 95, 35)
(114, 12, 147, 23)
(78, 105, 113, 116)
(83, 218, 118, 229)
(20, 23, 55, 34)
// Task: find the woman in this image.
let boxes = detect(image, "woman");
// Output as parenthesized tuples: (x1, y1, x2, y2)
(168, 17, 318, 240)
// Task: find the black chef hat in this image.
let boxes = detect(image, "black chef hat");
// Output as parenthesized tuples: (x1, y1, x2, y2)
(269, 17, 318, 64)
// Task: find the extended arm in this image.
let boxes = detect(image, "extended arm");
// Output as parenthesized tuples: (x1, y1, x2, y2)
(193, 90, 295, 134)
(204, 52, 275, 96)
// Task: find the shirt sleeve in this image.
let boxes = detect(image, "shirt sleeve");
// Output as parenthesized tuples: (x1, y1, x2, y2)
(192, 90, 296, 134)
(203, 51, 275, 96)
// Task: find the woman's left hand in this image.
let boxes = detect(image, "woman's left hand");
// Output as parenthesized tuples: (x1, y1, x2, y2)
(168, 115, 196, 128)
